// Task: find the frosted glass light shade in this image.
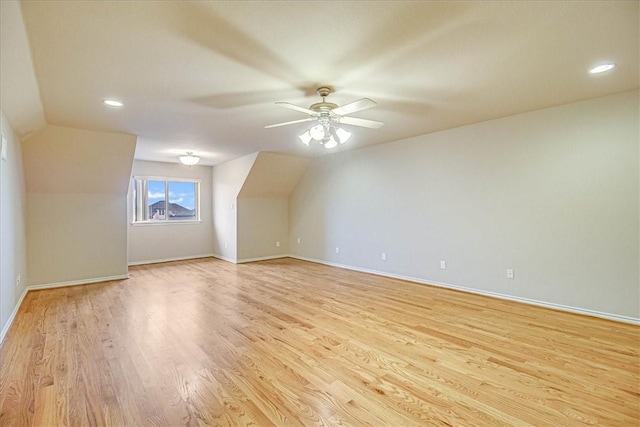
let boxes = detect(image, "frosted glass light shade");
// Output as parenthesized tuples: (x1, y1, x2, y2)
(336, 127, 351, 144)
(298, 131, 312, 145)
(309, 124, 325, 140)
(179, 152, 200, 166)
(299, 124, 350, 149)
(324, 137, 338, 149)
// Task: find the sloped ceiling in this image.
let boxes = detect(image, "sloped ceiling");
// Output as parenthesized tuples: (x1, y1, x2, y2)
(22, 125, 137, 194)
(239, 152, 310, 198)
(0, 1, 45, 137)
(15, 1, 640, 165)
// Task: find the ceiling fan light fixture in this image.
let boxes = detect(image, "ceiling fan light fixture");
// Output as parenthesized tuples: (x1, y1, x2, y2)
(335, 127, 351, 144)
(324, 137, 338, 149)
(298, 131, 312, 146)
(179, 152, 200, 166)
(309, 124, 325, 140)
(267, 86, 382, 150)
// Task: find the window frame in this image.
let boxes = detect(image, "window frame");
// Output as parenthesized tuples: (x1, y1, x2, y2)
(131, 176, 201, 225)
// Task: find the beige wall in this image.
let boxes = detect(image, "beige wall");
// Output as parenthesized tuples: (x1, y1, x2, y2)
(289, 90, 639, 321)
(213, 152, 309, 262)
(0, 112, 28, 340)
(27, 193, 129, 285)
(235, 152, 309, 261)
(128, 160, 214, 264)
(212, 152, 258, 262)
(22, 125, 136, 286)
(237, 197, 289, 261)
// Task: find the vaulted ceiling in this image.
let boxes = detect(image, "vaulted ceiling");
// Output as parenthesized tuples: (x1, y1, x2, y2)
(3, 1, 639, 165)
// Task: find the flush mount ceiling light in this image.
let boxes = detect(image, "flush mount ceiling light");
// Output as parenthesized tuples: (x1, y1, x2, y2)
(103, 99, 123, 107)
(589, 63, 616, 74)
(265, 86, 383, 149)
(179, 152, 200, 166)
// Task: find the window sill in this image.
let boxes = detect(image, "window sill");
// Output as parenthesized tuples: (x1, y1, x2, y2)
(131, 220, 202, 227)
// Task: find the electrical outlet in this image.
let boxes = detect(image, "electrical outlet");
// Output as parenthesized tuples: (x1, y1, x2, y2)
(297, 237, 301, 244)
(335, 247, 340, 254)
(440, 260, 446, 269)
(225, 243, 228, 249)
(276, 241, 280, 247)
(381, 252, 386, 261)
(507, 269, 514, 279)
(16, 274, 21, 288)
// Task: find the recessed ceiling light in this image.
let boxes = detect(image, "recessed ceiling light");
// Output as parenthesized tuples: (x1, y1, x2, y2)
(103, 99, 123, 107)
(589, 63, 616, 74)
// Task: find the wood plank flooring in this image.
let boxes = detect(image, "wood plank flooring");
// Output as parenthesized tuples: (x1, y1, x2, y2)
(1, 257, 638, 426)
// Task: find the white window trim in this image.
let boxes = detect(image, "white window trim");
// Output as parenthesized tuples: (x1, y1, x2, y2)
(132, 176, 201, 225)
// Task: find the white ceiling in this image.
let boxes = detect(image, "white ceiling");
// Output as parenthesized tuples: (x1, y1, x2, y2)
(11, 1, 640, 165)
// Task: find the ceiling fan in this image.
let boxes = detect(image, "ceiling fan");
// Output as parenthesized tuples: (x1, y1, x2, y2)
(265, 86, 384, 149)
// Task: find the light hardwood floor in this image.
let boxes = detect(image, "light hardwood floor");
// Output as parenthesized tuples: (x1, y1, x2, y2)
(1, 257, 638, 426)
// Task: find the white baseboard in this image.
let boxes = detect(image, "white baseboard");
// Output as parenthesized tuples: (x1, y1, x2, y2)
(27, 274, 130, 291)
(0, 287, 28, 345)
(289, 255, 640, 326)
(237, 254, 289, 264)
(213, 253, 290, 264)
(211, 254, 237, 263)
(128, 254, 214, 266)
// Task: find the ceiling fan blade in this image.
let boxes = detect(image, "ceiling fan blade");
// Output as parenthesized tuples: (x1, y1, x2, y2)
(264, 117, 316, 129)
(331, 98, 377, 116)
(339, 116, 384, 129)
(275, 102, 320, 116)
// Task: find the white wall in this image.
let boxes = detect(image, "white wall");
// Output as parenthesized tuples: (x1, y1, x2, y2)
(0, 112, 28, 340)
(289, 90, 639, 321)
(22, 125, 136, 286)
(128, 160, 214, 264)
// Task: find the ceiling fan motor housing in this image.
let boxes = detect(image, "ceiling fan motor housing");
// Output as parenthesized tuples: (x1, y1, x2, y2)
(310, 102, 338, 114)
(310, 86, 338, 114)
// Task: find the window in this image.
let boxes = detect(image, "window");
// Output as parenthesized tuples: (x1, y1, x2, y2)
(132, 177, 200, 223)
